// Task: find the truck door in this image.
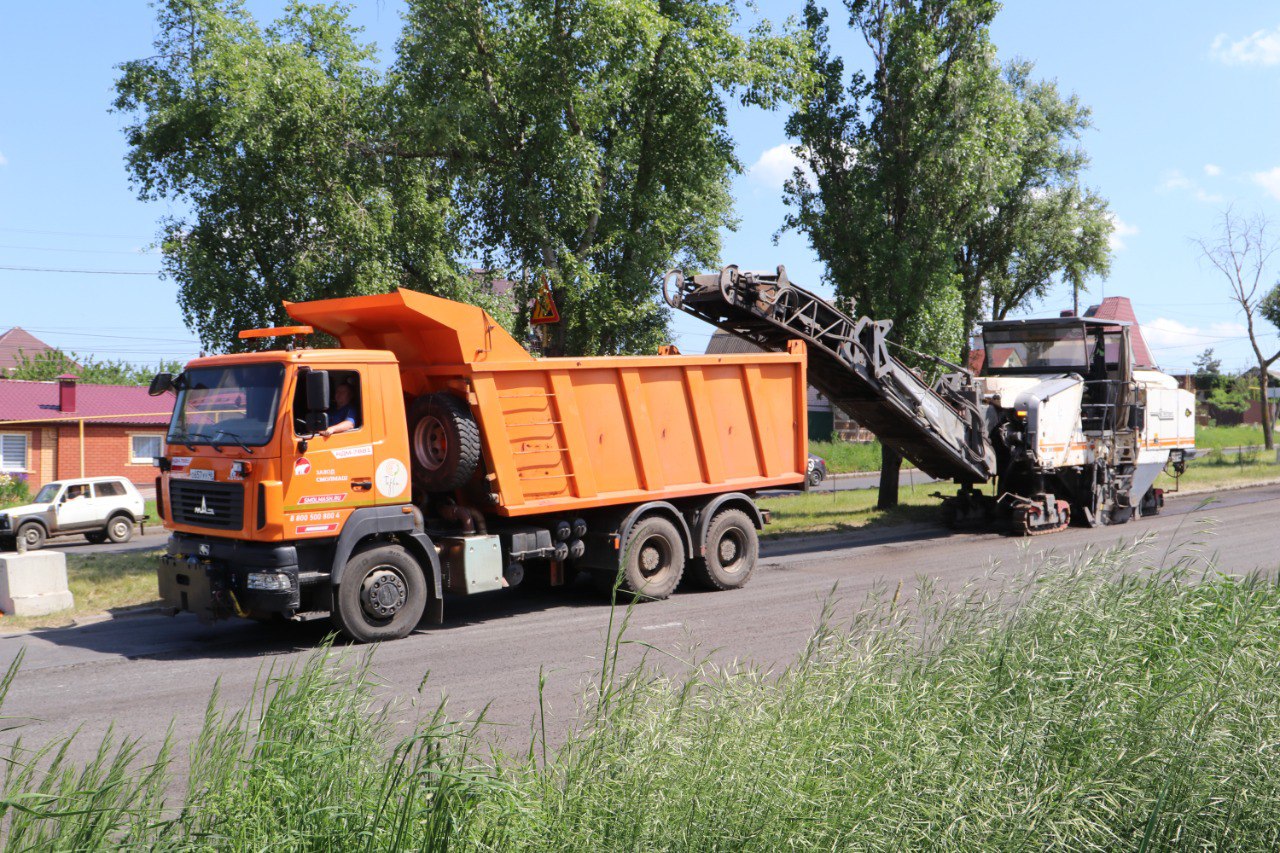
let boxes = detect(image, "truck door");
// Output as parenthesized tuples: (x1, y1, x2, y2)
(285, 367, 378, 538)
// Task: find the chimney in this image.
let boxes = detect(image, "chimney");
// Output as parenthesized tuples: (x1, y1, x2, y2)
(57, 374, 77, 413)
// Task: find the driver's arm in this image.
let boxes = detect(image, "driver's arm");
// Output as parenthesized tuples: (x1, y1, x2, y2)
(321, 413, 356, 438)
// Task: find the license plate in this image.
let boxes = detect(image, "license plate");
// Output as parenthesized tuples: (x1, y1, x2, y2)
(189, 469, 215, 481)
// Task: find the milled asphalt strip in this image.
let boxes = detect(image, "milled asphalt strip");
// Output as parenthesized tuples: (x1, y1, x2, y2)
(0, 483, 1276, 769)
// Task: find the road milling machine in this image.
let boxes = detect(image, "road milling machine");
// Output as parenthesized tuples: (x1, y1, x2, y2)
(665, 266, 1197, 535)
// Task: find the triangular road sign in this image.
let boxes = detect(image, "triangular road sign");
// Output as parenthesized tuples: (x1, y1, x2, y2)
(531, 277, 560, 325)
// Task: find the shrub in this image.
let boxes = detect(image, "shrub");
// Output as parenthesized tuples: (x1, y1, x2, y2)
(0, 472, 30, 508)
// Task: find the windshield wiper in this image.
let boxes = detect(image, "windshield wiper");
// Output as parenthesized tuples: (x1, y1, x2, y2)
(211, 430, 254, 454)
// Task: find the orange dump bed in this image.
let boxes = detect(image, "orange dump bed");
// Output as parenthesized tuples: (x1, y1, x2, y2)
(287, 289, 808, 516)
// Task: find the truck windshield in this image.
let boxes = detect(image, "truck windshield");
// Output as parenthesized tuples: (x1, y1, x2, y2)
(168, 364, 285, 447)
(983, 327, 1087, 373)
(34, 484, 60, 503)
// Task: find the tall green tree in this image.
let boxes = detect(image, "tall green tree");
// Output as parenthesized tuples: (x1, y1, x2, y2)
(394, 0, 810, 355)
(784, 0, 1021, 508)
(114, 0, 505, 353)
(116, 0, 809, 357)
(957, 62, 1111, 345)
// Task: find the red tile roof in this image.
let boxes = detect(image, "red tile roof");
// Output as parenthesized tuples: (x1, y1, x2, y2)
(0, 379, 171, 426)
(0, 327, 62, 372)
(1084, 296, 1156, 369)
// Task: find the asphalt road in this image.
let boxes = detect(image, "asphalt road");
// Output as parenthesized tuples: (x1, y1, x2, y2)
(2, 484, 1277, 772)
(44, 529, 169, 555)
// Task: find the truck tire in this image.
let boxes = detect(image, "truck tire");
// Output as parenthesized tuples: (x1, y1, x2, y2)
(688, 508, 758, 591)
(106, 515, 134, 544)
(618, 516, 685, 601)
(331, 544, 428, 642)
(408, 393, 481, 492)
(17, 522, 45, 550)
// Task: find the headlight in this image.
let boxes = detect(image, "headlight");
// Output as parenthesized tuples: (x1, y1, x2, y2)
(246, 572, 291, 591)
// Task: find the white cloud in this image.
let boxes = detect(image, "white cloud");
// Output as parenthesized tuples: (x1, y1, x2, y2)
(1211, 27, 1280, 65)
(1253, 166, 1280, 200)
(1143, 318, 1249, 352)
(0, 150, 7, 167)
(1108, 215, 1139, 251)
(749, 144, 812, 190)
(1160, 168, 1224, 203)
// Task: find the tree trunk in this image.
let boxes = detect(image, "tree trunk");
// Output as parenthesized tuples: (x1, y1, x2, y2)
(877, 444, 902, 510)
(1261, 369, 1274, 450)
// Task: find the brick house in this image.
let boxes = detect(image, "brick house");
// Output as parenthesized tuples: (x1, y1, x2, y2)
(0, 375, 170, 491)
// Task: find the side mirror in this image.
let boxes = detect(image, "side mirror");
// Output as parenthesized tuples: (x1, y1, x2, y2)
(304, 411, 330, 435)
(149, 372, 175, 397)
(304, 369, 331, 414)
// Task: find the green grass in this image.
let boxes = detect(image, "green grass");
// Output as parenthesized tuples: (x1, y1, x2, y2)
(811, 424, 1274, 477)
(808, 438, 882, 474)
(1196, 423, 1267, 451)
(760, 480, 949, 537)
(5, 537, 1280, 848)
(0, 550, 161, 630)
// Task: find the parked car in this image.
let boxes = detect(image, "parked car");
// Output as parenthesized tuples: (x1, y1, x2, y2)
(0, 477, 147, 550)
(807, 454, 828, 487)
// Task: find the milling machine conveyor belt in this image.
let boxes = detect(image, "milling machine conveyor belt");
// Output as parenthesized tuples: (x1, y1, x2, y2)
(664, 266, 996, 484)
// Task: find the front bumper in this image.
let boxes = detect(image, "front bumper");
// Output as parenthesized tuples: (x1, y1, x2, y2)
(160, 533, 302, 621)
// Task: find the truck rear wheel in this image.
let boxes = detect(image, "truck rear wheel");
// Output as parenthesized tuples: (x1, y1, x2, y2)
(408, 393, 481, 492)
(619, 516, 685, 601)
(688, 508, 758, 591)
(332, 544, 428, 642)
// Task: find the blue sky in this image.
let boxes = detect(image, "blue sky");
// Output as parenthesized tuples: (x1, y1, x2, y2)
(2, 1, 1279, 373)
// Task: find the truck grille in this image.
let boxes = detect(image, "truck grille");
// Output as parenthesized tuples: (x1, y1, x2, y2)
(169, 480, 245, 531)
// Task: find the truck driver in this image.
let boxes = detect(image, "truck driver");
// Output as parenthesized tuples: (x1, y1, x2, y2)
(320, 379, 360, 438)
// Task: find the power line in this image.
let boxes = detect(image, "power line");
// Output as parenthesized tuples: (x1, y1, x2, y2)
(17, 327, 199, 345)
(0, 226, 154, 240)
(0, 264, 161, 276)
(0, 243, 160, 256)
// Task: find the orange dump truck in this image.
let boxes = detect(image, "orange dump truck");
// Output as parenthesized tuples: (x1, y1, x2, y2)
(151, 289, 807, 641)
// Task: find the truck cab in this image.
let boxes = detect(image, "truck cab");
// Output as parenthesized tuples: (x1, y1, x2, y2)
(153, 348, 441, 639)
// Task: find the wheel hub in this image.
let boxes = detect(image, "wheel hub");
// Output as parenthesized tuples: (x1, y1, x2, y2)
(415, 417, 448, 471)
(360, 568, 407, 619)
(718, 535, 739, 565)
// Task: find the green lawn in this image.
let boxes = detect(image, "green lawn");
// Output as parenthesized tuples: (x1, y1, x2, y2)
(812, 424, 1275, 476)
(0, 550, 162, 631)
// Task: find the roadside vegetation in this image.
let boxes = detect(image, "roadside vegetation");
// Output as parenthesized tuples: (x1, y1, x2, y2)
(812, 424, 1271, 475)
(5, 536, 1280, 848)
(0, 551, 161, 631)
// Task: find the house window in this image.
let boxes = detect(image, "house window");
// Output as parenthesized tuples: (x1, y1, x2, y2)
(0, 434, 27, 472)
(131, 434, 163, 465)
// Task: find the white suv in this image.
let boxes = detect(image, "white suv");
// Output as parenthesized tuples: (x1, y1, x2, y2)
(0, 477, 147, 550)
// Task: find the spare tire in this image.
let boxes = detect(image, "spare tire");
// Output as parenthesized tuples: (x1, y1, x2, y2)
(408, 392, 481, 492)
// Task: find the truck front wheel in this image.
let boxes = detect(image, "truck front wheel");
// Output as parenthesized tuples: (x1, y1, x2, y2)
(332, 545, 428, 642)
(619, 516, 685, 601)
